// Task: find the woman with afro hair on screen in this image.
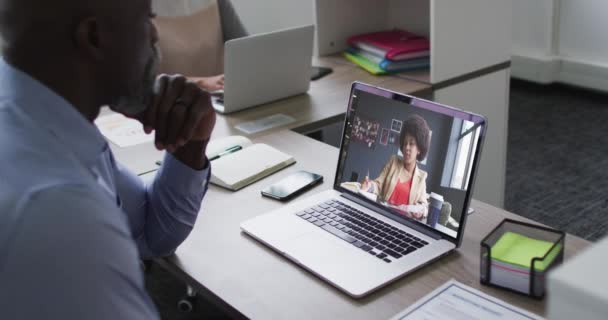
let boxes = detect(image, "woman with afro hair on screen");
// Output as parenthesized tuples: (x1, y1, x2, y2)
(361, 115, 431, 221)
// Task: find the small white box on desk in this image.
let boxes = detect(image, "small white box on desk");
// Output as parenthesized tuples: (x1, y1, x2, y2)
(548, 236, 608, 320)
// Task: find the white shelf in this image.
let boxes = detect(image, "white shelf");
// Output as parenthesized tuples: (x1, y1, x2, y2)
(314, 0, 511, 84)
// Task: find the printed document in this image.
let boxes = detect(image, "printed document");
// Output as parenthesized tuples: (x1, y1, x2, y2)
(95, 113, 153, 147)
(390, 280, 544, 320)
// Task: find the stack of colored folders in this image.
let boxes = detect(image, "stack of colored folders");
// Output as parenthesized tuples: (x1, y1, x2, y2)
(344, 29, 430, 75)
(488, 231, 562, 294)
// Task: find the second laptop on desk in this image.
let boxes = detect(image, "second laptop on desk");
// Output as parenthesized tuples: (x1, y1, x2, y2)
(212, 24, 314, 114)
(241, 82, 488, 297)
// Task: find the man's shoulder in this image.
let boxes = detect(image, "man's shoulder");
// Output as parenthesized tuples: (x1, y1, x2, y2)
(0, 106, 92, 198)
(0, 102, 124, 254)
(0, 120, 106, 234)
(1, 183, 123, 242)
(19, 183, 121, 225)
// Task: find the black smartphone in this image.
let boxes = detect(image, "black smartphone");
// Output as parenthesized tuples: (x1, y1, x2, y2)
(310, 66, 333, 81)
(261, 171, 323, 201)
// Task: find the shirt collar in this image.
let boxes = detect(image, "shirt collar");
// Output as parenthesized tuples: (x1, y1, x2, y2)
(0, 58, 108, 166)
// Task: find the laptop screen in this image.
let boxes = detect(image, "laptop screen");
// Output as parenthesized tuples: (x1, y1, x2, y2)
(335, 83, 486, 242)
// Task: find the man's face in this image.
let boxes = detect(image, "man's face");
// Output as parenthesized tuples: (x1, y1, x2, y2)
(106, 0, 160, 117)
(111, 43, 160, 116)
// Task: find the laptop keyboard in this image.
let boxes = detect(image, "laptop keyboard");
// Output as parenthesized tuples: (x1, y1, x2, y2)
(296, 199, 429, 263)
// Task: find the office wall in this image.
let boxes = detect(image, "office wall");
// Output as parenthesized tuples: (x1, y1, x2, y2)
(559, 1, 608, 65)
(340, 91, 453, 203)
(512, 0, 608, 91)
(512, 0, 555, 56)
(557, 0, 608, 90)
(511, 0, 560, 84)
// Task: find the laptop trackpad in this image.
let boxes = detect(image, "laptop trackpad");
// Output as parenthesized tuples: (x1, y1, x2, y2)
(286, 231, 377, 268)
(241, 212, 315, 247)
(283, 230, 384, 295)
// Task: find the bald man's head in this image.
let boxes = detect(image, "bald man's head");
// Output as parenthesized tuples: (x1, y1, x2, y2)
(0, 0, 160, 118)
(1, 0, 114, 53)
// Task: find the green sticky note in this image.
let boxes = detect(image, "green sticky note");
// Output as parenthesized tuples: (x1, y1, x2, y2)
(491, 231, 561, 271)
(343, 52, 387, 75)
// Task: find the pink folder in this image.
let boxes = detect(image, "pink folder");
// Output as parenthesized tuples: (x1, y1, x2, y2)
(347, 29, 430, 61)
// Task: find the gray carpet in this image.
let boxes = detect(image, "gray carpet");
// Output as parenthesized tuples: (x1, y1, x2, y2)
(506, 80, 608, 241)
(146, 79, 608, 319)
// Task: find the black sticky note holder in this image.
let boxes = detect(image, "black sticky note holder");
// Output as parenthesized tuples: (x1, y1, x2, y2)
(480, 219, 565, 299)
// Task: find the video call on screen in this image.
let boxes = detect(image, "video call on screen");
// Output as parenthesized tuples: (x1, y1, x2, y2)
(338, 89, 482, 238)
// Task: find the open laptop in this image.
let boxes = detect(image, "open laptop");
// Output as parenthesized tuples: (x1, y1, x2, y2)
(241, 82, 487, 297)
(212, 25, 314, 114)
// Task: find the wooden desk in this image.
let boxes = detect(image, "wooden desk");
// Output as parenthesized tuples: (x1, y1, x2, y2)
(157, 130, 589, 320)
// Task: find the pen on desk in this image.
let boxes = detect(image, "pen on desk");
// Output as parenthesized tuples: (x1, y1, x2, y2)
(155, 145, 242, 165)
(209, 145, 242, 161)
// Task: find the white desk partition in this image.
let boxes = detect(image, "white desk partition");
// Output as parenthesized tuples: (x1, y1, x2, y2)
(431, 0, 512, 83)
(315, 0, 511, 84)
(548, 236, 608, 320)
(434, 69, 511, 207)
(314, 0, 390, 56)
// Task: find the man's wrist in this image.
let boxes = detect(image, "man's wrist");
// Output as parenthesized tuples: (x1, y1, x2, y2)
(172, 139, 209, 170)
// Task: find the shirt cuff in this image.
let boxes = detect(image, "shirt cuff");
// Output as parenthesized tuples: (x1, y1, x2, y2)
(156, 152, 210, 195)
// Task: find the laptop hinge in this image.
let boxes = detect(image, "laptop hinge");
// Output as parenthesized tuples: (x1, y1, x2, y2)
(340, 193, 444, 241)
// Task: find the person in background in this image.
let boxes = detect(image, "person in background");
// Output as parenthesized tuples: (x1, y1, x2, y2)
(0, 0, 215, 318)
(152, 0, 247, 91)
(192, 73, 225, 91)
(361, 115, 431, 220)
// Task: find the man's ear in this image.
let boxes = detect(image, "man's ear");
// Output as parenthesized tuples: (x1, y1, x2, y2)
(74, 17, 104, 61)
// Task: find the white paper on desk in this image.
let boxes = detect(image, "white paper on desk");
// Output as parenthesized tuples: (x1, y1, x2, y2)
(389, 279, 544, 320)
(94, 114, 154, 147)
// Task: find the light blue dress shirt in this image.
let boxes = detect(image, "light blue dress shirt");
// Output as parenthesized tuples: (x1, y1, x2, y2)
(0, 59, 210, 319)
